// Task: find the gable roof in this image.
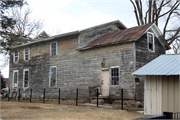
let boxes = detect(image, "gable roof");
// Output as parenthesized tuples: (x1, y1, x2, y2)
(13, 20, 126, 48)
(34, 31, 49, 40)
(79, 20, 127, 32)
(79, 23, 170, 50)
(132, 54, 180, 76)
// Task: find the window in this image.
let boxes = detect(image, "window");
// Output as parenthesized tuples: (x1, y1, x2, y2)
(50, 66, 57, 87)
(13, 70, 18, 88)
(14, 51, 19, 63)
(24, 48, 30, 60)
(23, 69, 29, 88)
(111, 68, 119, 85)
(147, 32, 155, 51)
(50, 42, 57, 56)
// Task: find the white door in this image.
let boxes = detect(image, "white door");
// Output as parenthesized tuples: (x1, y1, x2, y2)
(101, 70, 109, 96)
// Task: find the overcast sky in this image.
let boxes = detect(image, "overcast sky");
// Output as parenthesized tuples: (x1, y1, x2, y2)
(0, 0, 173, 78)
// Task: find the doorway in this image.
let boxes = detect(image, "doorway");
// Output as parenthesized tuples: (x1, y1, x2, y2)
(101, 70, 109, 96)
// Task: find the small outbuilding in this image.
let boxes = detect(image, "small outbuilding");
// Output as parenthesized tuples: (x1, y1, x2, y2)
(132, 54, 180, 115)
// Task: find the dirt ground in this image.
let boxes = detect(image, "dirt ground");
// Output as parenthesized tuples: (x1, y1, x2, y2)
(0, 99, 149, 120)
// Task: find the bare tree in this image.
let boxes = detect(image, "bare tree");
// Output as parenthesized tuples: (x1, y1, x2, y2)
(9, 6, 43, 43)
(47, 27, 61, 37)
(0, 3, 44, 68)
(130, 0, 180, 46)
(171, 39, 180, 54)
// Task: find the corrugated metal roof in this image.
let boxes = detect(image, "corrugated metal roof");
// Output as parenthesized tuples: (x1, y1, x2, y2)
(132, 55, 180, 75)
(81, 23, 153, 49)
(14, 20, 126, 48)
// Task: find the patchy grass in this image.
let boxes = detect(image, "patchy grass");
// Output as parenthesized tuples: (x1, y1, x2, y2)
(0, 99, 149, 120)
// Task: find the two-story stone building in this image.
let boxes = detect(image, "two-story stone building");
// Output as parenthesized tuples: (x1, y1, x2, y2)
(9, 20, 170, 100)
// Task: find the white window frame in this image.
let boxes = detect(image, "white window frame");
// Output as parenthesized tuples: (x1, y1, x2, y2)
(13, 51, 19, 63)
(49, 66, 57, 87)
(13, 70, 18, 88)
(23, 69, 29, 88)
(50, 42, 58, 56)
(110, 66, 120, 86)
(147, 32, 155, 52)
(24, 48, 30, 61)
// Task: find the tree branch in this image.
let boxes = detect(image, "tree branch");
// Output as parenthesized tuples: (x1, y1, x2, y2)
(130, 0, 140, 25)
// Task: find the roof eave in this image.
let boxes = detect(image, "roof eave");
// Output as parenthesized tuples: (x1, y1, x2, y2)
(77, 40, 135, 51)
(79, 20, 127, 32)
(13, 31, 79, 49)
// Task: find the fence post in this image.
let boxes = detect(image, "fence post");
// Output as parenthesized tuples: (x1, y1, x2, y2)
(121, 89, 123, 110)
(43, 88, 45, 103)
(97, 88, 98, 107)
(30, 89, 32, 103)
(76, 88, 78, 106)
(58, 88, 60, 104)
(18, 89, 20, 102)
(8, 88, 10, 101)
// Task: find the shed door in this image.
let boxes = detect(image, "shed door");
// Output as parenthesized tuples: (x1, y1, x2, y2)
(101, 70, 109, 96)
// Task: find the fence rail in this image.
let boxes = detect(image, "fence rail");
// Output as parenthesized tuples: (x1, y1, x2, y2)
(3, 88, 128, 110)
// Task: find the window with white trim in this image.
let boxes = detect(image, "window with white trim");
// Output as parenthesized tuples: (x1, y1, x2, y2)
(24, 48, 30, 60)
(50, 66, 57, 87)
(50, 42, 57, 56)
(147, 32, 155, 51)
(23, 69, 29, 88)
(111, 68, 119, 85)
(13, 70, 18, 88)
(14, 51, 19, 63)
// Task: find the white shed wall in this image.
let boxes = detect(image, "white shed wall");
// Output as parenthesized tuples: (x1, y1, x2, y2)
(146, 75, 179, 115)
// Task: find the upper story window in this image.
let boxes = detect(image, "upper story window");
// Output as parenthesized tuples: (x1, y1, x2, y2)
(14, 51, 19, 63)
(111, 67, 119, 85)
(50, 42, 57, 56)
(13, 70, 18, 88)
(23, 69, 29, 88)
(50, 66, 57, 87)
(24, 48, 30, 61)
(147, 32, 155, 51)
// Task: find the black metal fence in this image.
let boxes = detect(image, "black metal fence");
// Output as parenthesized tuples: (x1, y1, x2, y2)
(3, 88, 130, 110)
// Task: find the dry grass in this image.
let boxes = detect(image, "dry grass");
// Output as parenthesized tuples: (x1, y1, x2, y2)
(0, 99, 149, 120)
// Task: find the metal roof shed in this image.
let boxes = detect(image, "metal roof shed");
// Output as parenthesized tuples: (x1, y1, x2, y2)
(132, 55, 180, 115)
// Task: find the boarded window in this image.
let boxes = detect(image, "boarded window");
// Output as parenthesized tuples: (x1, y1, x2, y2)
(14, 51, 19, 62)
(50, 67, 56, 87)
(51, 42, 57, 56)
(111, 68, 119, 85)
(148, 33, 154, 51)
(13, 71, 18, 87)
(24, 48, 29, 60)
(24, 70, 29, 87)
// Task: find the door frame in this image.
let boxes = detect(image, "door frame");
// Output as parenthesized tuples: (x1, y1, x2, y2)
(101, 68, 110, 96)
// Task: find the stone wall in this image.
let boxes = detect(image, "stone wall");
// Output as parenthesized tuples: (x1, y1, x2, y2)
(9, 27, 166, 101)
(9, 35, 135, 100)
(135, 31, 165, 100)
(78, 24, 120, 48)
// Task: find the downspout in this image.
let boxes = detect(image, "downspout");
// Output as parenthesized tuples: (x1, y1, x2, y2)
(133, 42, 136, 100)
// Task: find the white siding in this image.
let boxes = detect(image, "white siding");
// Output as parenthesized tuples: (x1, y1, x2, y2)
(146, 75, 162, 115)
(146, 75, 179, 115)
(144, 78, 146, 115)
